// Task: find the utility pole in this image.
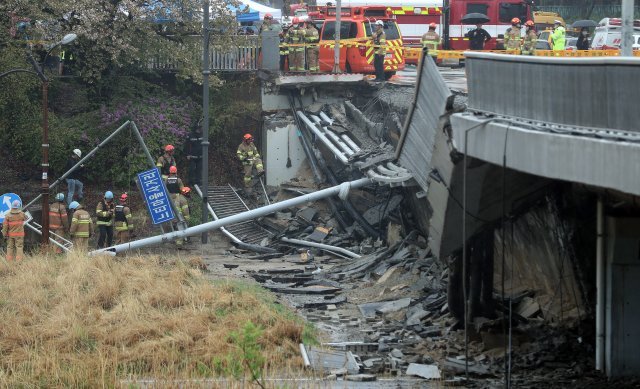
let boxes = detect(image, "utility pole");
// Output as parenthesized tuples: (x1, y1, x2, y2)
(201, 0, 211, 243)
(332, 0, 342, 73)
(621, 0, 634, 57)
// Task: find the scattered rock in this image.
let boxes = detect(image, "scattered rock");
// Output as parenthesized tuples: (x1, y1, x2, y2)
(406, 363, 441, 379)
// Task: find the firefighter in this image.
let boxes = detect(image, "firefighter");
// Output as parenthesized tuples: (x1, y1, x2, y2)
(304, 19, 319, 72)
(287, 17, 306, 72)
(96, 191, 115, 249)
(49, 193, 69, 254)
(259, 13, 282, 34)
(371, 20, 387, 82)
(551, 20, 566, 51)
(156, 144, 176, 179)
(504, 17, 522, 52)
(421, 22, 441, 61)
(164, 165, 184, 202)
(522, 20, 537, 56)
(2, 200, 25, 262)
(114, 193, 133, 244)
(69, 201, 92, 251)
(279, 30, 289, 71)
(237, 134, 264, 192)
(175, 187, 192, 246)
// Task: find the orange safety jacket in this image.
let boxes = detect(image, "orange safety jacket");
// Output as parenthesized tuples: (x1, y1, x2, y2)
(49, 202, 69, 231)
(2, 209, 26, 238)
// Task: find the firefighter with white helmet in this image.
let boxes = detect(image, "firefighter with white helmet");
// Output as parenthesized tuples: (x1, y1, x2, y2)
(371, 20, 387, 81)
(65, 148, 85, 205)
(2, 200, 25, 261)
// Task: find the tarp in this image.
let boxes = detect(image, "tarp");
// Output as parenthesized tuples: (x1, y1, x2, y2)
(229, 0, 282, 23)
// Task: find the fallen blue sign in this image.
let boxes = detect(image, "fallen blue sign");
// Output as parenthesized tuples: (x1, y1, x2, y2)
(0, 193, 22, 224)
(137, 168, 175, 225)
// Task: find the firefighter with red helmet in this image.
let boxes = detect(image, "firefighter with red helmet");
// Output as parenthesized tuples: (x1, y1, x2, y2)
(287, 17, 306, 71)
(304, 18, 319, 72)
(114, 193, 134, 244)
(522, 20, 537, 56)
(156, 144, 176, 179)
(260, 13, 282, 34)
(421, 22, 441, 60)
(504, 17, 523, 52)
(163, 165, 184, 202)
(237, 134, 264, 192)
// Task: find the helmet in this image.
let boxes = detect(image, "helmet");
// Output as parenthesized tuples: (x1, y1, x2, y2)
(169, 166, 178, 174)
(511, 17, 521, 25)
(105, 191, 114, 200)
(55, 193, 65, 202)
(120, 193, 128, 202)
(292, 17, 299, 24)
(264, 13, 273, 20)
(375, 20, 384, 26)
(11, 200, 21, 209)
(525, 20, 535, 27)
(243, 133, 253, 140)
(73, 148, 82, 158)
(69, 201, 80, 210)
(164, 144, 175, 152)
(554, 19, 562, 25)
(181, 187, 191, 196)
(429, 22, 436, 29)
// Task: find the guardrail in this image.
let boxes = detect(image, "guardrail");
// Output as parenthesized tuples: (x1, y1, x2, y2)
(404, 47, 640, 60)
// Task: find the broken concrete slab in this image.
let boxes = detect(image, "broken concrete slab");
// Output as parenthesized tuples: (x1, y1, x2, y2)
(307, 226, 331, 242)
(406, 363, 441, 379)
(442, 357, 491, 376)
(264, 283, 341, 295)
(297, 207, 318, 224)
(358, 302, 387, 318)
(345, 374, 377, 382)
(406, 307, 429, 326)
(363, 195, 403, 225)
(516, 296, 541, 318)
(305, 346, 360, 374)
(376, 298, 412, 314)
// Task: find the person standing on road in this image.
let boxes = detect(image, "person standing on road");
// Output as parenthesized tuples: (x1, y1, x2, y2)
(421, 22, 441, 61)
(466, 23, 491, 50)
(237, 134, 264, 193)
(2, 200, 26, 262)
(372, 20, 387, 81)
(304, 19, 320, 72)
(504, 18, 522, 52)
(551, 20, 566, 51)
(65, 148, 85, 205)
(156, 144, 176, 179)
(69, 201, 92, 251)
(521, 20, 538, 56)
(49, 193, 69, 254)
(287, 17, 306, 72)
(114, 193, 133, 244)
(577, 27, 590, 50)
(95, 191, 115, 249)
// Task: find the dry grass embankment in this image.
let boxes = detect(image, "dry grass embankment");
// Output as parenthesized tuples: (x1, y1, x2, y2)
(0, 252, 310, 387)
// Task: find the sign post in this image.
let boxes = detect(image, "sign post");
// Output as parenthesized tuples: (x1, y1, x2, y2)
(137, 168, 175, 225)
(0, 193, 22, 224)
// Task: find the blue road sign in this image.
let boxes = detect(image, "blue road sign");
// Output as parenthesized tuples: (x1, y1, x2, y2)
(137, 168, 175, 225)
(0, 193, 22, 224)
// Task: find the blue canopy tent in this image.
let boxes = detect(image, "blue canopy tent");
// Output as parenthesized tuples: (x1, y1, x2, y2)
(229, 0, 282, 23)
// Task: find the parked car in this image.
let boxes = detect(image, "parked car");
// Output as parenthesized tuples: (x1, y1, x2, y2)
(565, 37, 578, 50)
(535, 39, 551, 50)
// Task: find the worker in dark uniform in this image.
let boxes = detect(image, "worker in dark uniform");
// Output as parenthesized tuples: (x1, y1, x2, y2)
(466, 23, 491, 50)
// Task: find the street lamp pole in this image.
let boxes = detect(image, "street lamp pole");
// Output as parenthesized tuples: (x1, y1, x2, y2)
(201, 0, 211, 244)
(1, 33, 76, 246)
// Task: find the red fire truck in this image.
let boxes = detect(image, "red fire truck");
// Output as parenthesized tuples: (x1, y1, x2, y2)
(314, 0, 532, 51)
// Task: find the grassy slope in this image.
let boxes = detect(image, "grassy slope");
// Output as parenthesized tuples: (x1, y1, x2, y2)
(0, 253, 310, 387)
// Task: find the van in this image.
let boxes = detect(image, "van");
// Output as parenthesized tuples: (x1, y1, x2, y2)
(591, 17, 640, 50)
(317, 6, 405, 78)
